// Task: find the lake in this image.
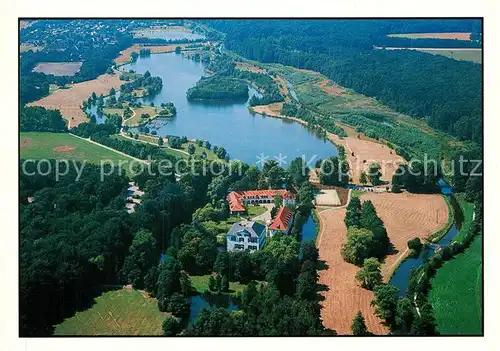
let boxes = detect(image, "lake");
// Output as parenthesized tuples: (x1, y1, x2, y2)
(118, 53, 337, 165)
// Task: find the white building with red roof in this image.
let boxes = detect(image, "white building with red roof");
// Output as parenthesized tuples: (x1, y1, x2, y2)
(226, 189, 295, 215)
(268, 206, 295, 237)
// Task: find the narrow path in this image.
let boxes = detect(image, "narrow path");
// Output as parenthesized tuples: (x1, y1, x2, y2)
(119, 129, 190, 156)
(69, 133, 147, 164)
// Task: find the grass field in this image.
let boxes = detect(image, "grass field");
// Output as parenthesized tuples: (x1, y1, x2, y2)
(189, 275, 248, 295)
(54, 288, 168, 335)
(417, 49, 482, 64)
(429, 236, 482, 335)
(123, 106, 159, 126)
(387, 32, 471, 40)
(20, 132, 134, 166)
(246, 205, 267, 217)
(453, 193, 475, 242)
(103, 107, 125, 117)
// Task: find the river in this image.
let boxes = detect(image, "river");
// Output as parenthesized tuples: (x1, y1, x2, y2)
(116, 52, 337, 165)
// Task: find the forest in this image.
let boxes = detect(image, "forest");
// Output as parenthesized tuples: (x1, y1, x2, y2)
(207, 20, 482, 144)
(186, 76, 249, 102)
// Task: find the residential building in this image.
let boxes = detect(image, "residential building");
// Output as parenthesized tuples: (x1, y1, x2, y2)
(226, 220, 266, 252)
(227, 189, 295, 215)
(268, 206, 295, 237)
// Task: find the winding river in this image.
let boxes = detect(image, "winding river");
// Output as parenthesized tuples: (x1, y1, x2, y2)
(117, 53, 337, 165)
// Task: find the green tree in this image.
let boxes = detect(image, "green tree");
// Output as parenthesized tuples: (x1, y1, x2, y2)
(300, 240, 318, 262)
(359, 171, 368, 185)
(188, 143, 196, 155)
(158, 137, 164, 146)
(121, 229, 157, 289)
(341, 227, 375, 265)
(162, 316, 181, 336)
(351, 311, 369, 335)
(179, 272, 192, 297)
(157, 259, 182, 312)
(355, 258, 382, 290)
(407, 237, 423, 256)
(395, 297, 415, 332)
(208, 275, 217, 291)
(344, 196, 361, 228)
(371, 285, 399, 325)
(214, 252, 230, 277)
(168, 293, 190, 318)
(215, 274, 222, 292)
(175, 46, 181, 54)
(221, 275, 229, 293)
(368, 163, 382, 186)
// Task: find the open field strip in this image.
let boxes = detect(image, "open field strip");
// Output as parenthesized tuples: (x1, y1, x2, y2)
(54, 288, 168, 335)
(429, 236, 482, 335)
(27, 72, 123, 127)
(32, 62, 83, 76)
(374, 47, 481, 63)
(387, 32, 471, 40)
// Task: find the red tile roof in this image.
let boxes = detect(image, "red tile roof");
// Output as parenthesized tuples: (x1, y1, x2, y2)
(227, 191, 245, 212)
(269, 206, 294, 231)
(226, 190, 295, 213)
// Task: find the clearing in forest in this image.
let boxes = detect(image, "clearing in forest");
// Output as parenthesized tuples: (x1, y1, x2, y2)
(27, 72, 123, 127)
(317, 192, 449, 334)
(387, 32, 471, 40)
(32, 62, 83, 76)
(54, 288, 168, 335)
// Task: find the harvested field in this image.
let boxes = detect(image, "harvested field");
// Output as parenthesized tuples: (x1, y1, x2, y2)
(388, 32, 471, 40)
(317, 208, 388, 335)
(235, 61, 266, 73)
(374, 47, 482, 64)
(32, 62, 83, 76)
(53, 145, 76, 152)
(328, 133, 404, 185)
(317, 192, 449, 334)
(27, 72, 123, 127)
(314, 189, 341, 207)
(114, 43, 207, 65)
(359, 192, 449, 280)
(317, 79, 347, 96)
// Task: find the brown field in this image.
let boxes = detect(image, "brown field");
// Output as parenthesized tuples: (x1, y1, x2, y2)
(28, 73, 123, 127)
(317, 192, 449, 334)
(359, 192, 449, 280)
(317, 79, 347, 96)
(235, 61, 266, 74)
(32, 62, 83, 76)
(328, 132, 404, 185)
(388, 32, 471, 40)
(317, 208, 388, 335)
(114, 43, 207, 65)
(251, 102, 287, 117)
(53, 145, 76, 152)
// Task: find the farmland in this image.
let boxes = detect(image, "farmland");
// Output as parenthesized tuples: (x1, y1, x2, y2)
(375, 47, 482, 64)
(32, 62, 83, 76)
(54, 288, 168, 335)
(20, 132, 137, 167)
(316, 192, 449, 334)
(429, 236, 482, 335)
(27, 72, 123, 127)
(114, 43, 207, 65)
(387, 32, 471, 40)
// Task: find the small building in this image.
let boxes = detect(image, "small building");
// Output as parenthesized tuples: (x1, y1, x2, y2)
(268, 206, 295, 237)
(227, 189, 295, 215)
(226, 220, 266, 252)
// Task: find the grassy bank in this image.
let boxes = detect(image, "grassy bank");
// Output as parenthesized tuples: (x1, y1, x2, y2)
(429, 235, 482, 335)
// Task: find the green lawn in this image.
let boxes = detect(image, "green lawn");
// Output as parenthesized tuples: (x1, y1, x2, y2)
(103, 107, 125, 117)
(54, 288, 168, 335)
(453, 193, 475, 242)
(189, 275, 254, 296)
(247, 205, 268, 217)
(429, 236, 482, 335)
(21, 132, 134, 166)
(112, 134, 188, 159)
(124, 106, 159, 126)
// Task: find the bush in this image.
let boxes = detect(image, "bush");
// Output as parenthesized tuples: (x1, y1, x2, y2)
(162, 316, 182, 336)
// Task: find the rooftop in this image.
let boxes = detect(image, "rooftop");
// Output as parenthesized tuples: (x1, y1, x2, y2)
(227, 189, 294, 213)
(269, 206, 294, 231)
(227, 220, 266, 238)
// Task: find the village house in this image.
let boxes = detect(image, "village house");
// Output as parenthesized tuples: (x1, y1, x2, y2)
(226, 189, 295, 215)
(226, 220, 266, 252)
(268, 206, 295, 237)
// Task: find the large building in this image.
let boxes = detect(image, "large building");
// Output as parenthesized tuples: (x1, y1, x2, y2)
(226, 220, 266, 252)
(268, 206, 295, 237)
(227, 189, 295, 215)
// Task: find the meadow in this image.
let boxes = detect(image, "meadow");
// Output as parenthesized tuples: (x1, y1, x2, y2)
(20, 132, 135, 166)
(32, 62, 83, 76)
(429, 236, 482, 335)
(54, 288, 168, 335)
